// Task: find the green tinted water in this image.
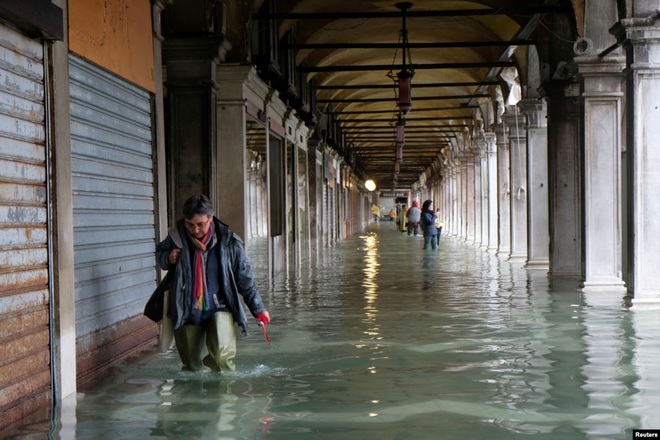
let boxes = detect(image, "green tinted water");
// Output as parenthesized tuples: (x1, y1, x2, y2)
(5, 222, 660, 439)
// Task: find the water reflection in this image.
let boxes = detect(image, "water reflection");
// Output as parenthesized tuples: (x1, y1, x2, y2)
(3, 222, 660, 440)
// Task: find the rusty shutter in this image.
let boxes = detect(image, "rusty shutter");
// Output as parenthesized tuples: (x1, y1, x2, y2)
(68, 55, 157, 354)
(0, 24, 51, 426)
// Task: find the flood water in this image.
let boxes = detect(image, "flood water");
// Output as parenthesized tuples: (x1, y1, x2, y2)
(4, 221, 660, 439)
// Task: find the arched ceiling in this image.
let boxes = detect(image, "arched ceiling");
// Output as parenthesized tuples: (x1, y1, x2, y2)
(266, 0, 575, 190)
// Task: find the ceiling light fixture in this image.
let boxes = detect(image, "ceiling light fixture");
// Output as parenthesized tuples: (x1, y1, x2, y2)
(388, 2, 414, 115)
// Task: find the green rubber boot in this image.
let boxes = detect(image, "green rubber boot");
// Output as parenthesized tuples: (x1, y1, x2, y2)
(174, 324, 208, 371)
(203, 312, 237, 372)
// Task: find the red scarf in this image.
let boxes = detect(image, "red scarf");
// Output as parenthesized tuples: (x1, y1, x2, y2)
(191, 227, 213, 310)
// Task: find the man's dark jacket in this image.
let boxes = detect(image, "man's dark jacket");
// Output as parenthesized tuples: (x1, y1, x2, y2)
(150, 217, 265, 335)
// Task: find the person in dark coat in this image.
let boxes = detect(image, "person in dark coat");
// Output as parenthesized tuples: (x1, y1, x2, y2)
(406, 200, 421, 236)
(420, 199, 438, 250)
(156, 194, 270, 372)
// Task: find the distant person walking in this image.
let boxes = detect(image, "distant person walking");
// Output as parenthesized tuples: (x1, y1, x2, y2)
(420, 199, 438, 250)
(434, 209, 443, 246)
(371, 204, 380, 223)
(406, 200, 421, 236)
(398, 204, 407, 232)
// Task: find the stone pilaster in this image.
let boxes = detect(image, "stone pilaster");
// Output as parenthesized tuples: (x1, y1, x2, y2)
(457, 161, 466, 239)
(520, 98, 550, 270)
(473, 150, 482, 245)
(485, 133, 499, 252)
(613, 17, 660, 307)
(494, 123, 511, 255)
(449, 165, 458, 236)
(505, 110, 528, 263)
(479, 143, 489, 248)
(576, 55, 627, 292)
(464, 154, 476, 242)
(163, 36, 225, 219)
(216, 65, 269, 243)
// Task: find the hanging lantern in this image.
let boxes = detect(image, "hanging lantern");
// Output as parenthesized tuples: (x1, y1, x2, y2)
(397, 69, 412, 114)
(392, 2, 414, 114)
(396, 120, 405, 148)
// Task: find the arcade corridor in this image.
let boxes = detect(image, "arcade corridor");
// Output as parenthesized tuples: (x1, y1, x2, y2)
(3, 222, 658, 439)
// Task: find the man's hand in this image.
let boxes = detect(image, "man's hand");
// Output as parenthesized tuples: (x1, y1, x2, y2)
(256, 311, 270, 326)
(168, 249, 181, 265)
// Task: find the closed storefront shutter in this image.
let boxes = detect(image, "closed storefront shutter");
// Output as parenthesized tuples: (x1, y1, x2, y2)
(0, 23, 51, 427)
(68, 54, 157, 373)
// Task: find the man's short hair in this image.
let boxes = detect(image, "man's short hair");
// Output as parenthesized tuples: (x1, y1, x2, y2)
(182, 194, 215, 219)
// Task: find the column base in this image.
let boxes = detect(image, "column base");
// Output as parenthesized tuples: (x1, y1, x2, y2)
(580, 279, 626, 292)
(508, 253, 527, 263)
(525, 259, 549, 270)
(628, 296, 660, 310)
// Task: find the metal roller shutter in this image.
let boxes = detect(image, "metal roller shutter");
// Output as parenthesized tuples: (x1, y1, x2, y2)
(68, 55, 157, 345)
(0, 23, 51, 427)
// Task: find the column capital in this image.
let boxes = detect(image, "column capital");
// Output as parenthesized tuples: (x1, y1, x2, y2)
(475, 138, 487, 156)
(575, 55, 626, 75)
(503, 112, 526, 139)
(611, 18, 660, 69)
(152, 0, 173, 42)
(611, 14, 660, 41)
(519, 99, 547, 129)
(484, 132, 497, 153)
(575, 56, 626, 97)
(163, 36, 229, 87)
(163, 36, 228, 63)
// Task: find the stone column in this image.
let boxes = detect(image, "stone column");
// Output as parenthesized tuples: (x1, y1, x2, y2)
(520, 99, 550, 269)
(479, 142, 489, 248)
(613, 16, 660, 307)
(465, 154, 476, 242)
(575, 56, 627, 292)
(51, 0, 76, 399)
(494, 123, 511, 255)
(450, 165, 458, 236)
(473, 150, 482, 245)
(307, 139, 321, 254)
(505, 110, 528, 263)
(485, 133, 499, 252)
(216, 66, 267, 242)
(457, 162, 466, 238)
(152, 0, 172, 242)
(547, 85, 582, 278)
(163, 36, 226, 219)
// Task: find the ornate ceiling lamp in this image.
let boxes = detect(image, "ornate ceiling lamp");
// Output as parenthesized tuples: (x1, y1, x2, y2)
(388, 2, 414, 115)
(395, 112, 405, 155)
(395, 112, 405, 163)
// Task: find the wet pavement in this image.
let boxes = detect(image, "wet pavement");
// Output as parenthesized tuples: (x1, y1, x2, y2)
(3, 221, 660, 439)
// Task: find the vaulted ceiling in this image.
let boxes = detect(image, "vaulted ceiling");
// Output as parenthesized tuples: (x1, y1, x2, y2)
(263, 0, 577, 191)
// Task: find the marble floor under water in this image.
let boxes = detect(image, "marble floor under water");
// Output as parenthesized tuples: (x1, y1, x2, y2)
(3, 221, 660, 439)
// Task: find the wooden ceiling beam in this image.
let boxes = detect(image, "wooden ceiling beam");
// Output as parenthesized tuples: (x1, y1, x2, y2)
(317, 82, 498, 90)
(287, 41, 535, 50)
(301, 61, 514, 72)
(331, 105, 478, 114)
(256, 7, 566, 20)
(317, 94, 488, 103)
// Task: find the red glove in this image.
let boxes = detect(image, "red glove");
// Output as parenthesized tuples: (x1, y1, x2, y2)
(256, 311, 270, 326)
